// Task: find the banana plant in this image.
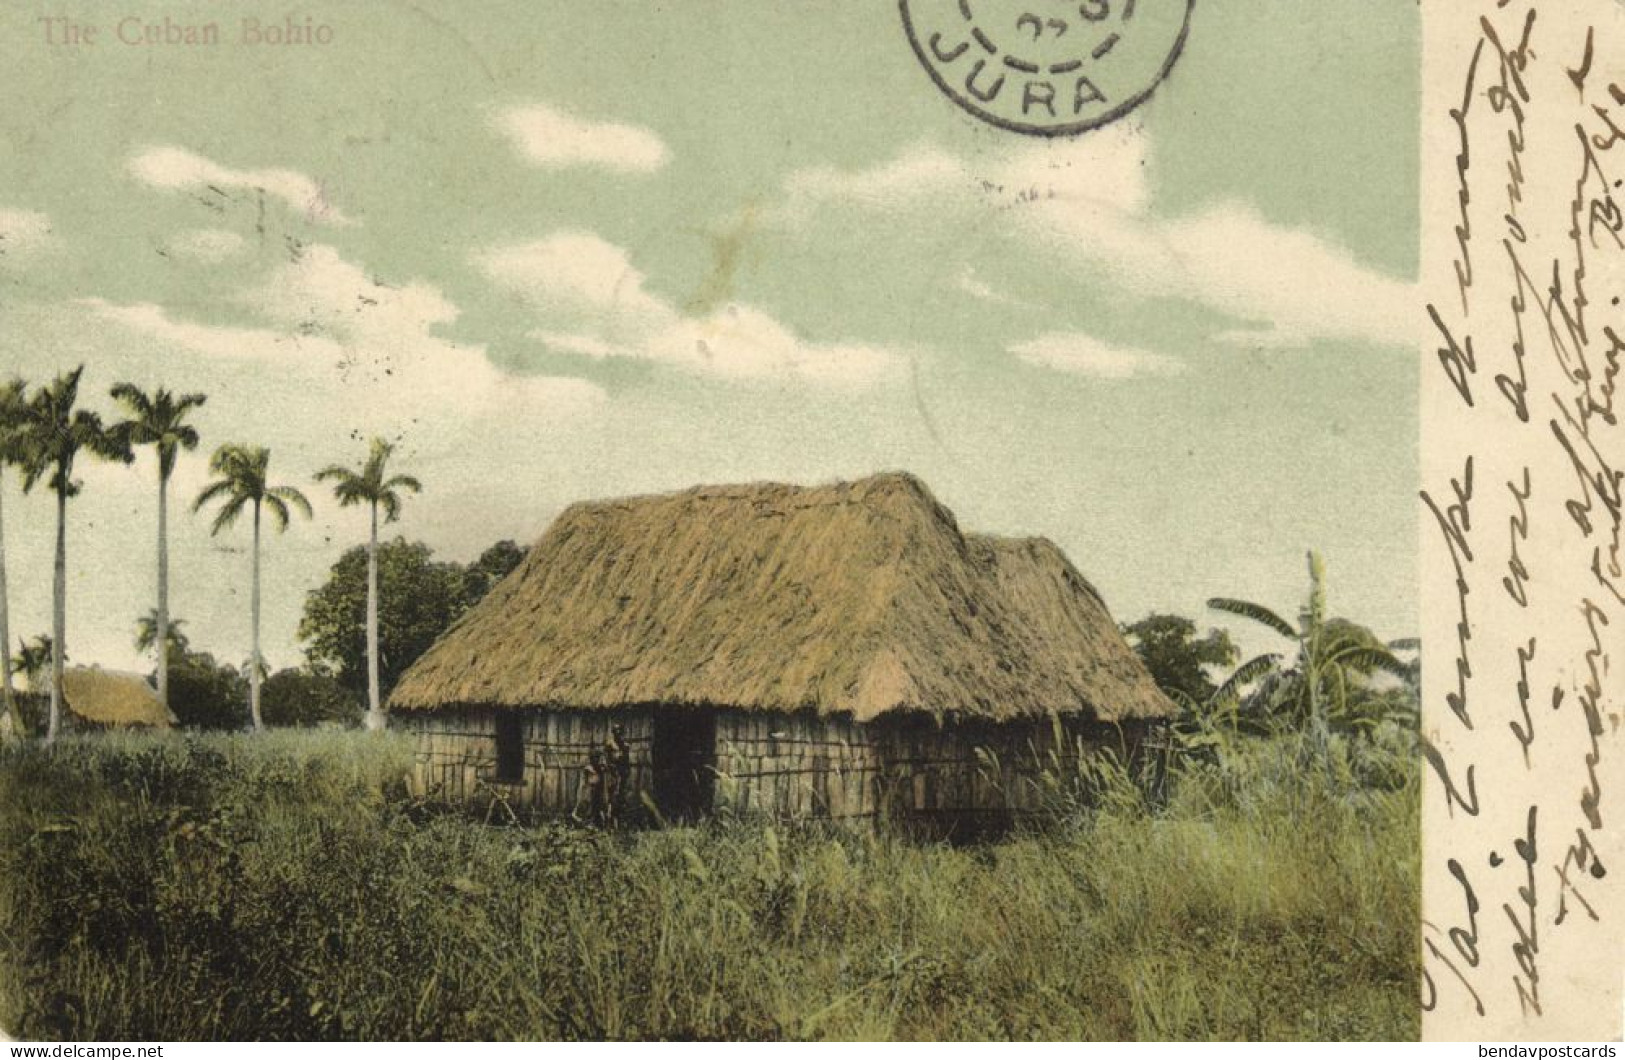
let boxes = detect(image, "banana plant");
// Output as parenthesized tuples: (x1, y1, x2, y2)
(1208, 551, 1412, 748)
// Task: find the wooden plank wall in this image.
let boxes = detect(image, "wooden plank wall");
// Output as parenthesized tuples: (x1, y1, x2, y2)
(713, 711, 882, 821)
(404, 709, 1152, 828)
(404, 710, 650, 816)
(873, 718, 1107, 829)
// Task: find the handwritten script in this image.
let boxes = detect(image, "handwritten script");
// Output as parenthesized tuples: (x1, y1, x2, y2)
(1421, 0, 1622, 1040)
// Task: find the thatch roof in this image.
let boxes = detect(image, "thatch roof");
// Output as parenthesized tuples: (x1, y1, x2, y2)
(390, 473, 1175, 723)
(62, 668, 175, 728)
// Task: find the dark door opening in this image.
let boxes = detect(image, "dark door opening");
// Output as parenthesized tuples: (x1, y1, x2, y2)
(650, 710, 717, 821)
(493, 713, 524, 783)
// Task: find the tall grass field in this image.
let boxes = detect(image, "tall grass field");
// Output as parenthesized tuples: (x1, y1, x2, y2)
(0, 730, 1418, 1040)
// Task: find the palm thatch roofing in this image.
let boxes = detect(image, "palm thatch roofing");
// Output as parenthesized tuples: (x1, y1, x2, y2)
(62, 667, 176, 728)
(390, 472, 1174, 723)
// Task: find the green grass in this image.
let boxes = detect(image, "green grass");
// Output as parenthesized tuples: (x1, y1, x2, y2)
(0, 730, 1418, 1041)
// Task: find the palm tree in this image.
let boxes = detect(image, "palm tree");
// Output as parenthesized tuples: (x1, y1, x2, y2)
(1208, 551, 1409, 747)
(112, 384, 207, 714)
(12, 634, 54, 690)
(135, 609, 191, 660)
(0, 379, 29, 741)
(194, 445, 311, 731)
(18, 368, 133, 741)
(315, 437, 421, 732)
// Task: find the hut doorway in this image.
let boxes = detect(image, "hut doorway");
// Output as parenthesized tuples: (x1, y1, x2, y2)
(650, 710, 717, 821)
(493, 713, 525, 783)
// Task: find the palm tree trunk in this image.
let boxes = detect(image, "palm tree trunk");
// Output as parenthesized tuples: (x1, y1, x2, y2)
(157, 467, 170, 711)
(48, 487, 66, 743)
(0, 470, 18, 741)
(365, 502, 383, 731)
(250, 501, 263, 732)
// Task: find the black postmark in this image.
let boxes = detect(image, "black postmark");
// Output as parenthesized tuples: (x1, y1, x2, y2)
(899, 0, 1194, 137)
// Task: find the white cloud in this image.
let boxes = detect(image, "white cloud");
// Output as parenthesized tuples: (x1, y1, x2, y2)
(492, 103, 668, 173)
(531, 331, 628, 360)
(781, 126, 1149, 223)
(954, 265, 1033, 309)
(781, 144, 966, 222)
(1010, 333, 1186, 379)
(654, 305, 899, 386)
(85, 299, 343, 365)
(129, 145, 350, 225)
(1162, 205, 1414, 349)
(774, 127, 1414, 351)
(477, 232, 900, 387)
(249, 244, 459, 344)
(0, 208, 53, 256)
(1014, 199, 1415, 349)
(166, 228, 246, 263)
(987, 125, 1153, 215)
(473, 232, 670, 327)
(85, 243, 606, 448)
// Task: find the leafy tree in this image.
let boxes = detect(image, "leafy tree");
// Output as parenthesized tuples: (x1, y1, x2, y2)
(464, 539, 528, 601)
(299, 538, 474, 701)
(0, 379, 28, 740)
(315, 438, 422, 731)
(194, 445, 311, 732)
(168, 650, 249, 731)
(18, 367, 133, 741)
(261, 668, 363, 728)
(112, 383, 207, 713)
(1208, 551, 1410, 744)
(1121, 613, 1238, 705)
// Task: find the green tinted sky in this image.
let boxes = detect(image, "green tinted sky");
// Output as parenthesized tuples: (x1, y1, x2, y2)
(0, 1, 1418, 672)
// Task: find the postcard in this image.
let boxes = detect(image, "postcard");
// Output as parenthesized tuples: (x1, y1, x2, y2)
(0, 0, 1617, 1044)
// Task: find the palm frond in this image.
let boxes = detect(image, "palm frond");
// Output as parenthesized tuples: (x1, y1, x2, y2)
(322, 437, 417, 526)
(263, 494, 291, 531)
(82, 413, 134, 463)
(209, 495, 248, 536)
(193, 477, 237, 513)
(1207, 598, 1298, 640)
(364, 436, 395, 477)
(1245, 669, 1290, 717)
(1326, 645, 1413, 681)
(18, 454, 50, 494)
(1210, 652, 1282, 706)
(110, 382, 155, 417)
(270, 484, 313, 520)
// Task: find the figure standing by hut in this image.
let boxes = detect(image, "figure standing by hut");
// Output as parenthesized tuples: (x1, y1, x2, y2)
(575, 749, 608, 826)
(605, 723, 632, 821)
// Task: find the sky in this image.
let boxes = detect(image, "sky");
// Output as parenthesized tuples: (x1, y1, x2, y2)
(0, 1, 1420, 676)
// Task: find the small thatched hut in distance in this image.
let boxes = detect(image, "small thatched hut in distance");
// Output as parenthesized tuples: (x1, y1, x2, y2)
(54, 668, 176, 731)
(390, 473, 1173, 832)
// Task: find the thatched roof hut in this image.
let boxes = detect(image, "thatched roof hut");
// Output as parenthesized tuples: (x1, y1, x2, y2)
(393, 472, 1169, 721)
(392, 472, 1172, 829)
(61, 667, 175, 729)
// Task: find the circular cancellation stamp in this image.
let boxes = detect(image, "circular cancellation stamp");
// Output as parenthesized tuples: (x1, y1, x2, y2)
(899, 0, 1194, 136)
